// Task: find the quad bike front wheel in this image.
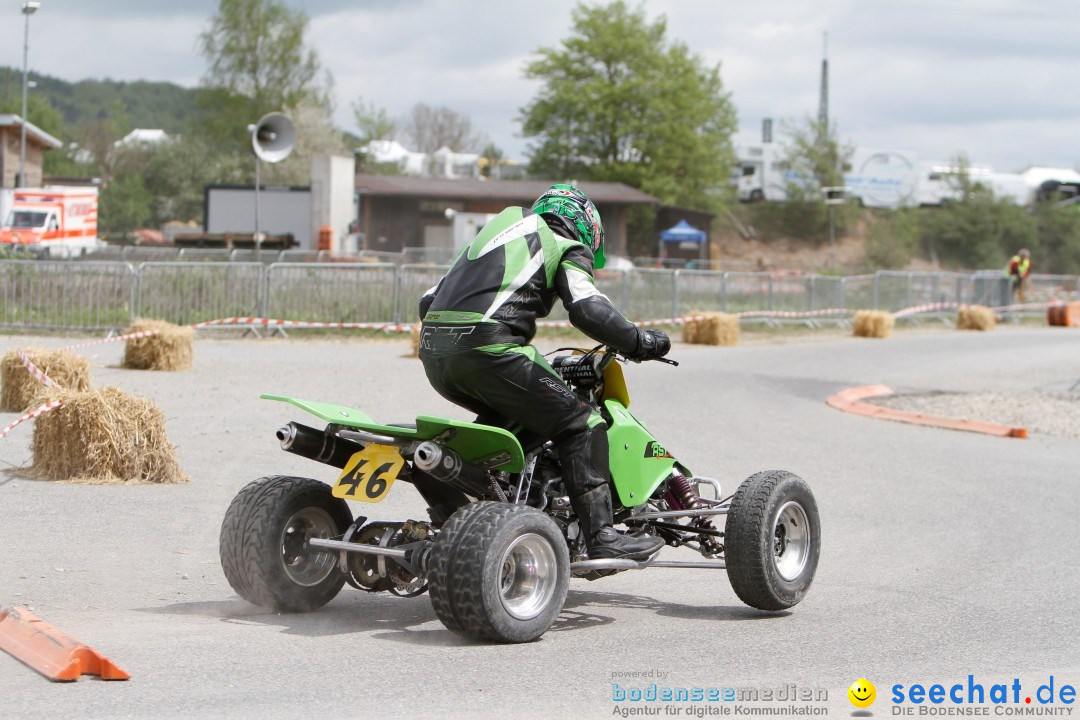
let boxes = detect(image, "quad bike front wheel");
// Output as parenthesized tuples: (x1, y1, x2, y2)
(427, 502, 570, 643)
(724, 470, 820, 611)
(220, 475, 353, 612)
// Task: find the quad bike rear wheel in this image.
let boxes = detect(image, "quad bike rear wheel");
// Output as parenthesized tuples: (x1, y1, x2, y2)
(220, 475, 352, 612)
(427, 502, 569, 643)
(724, 470, 820, 611)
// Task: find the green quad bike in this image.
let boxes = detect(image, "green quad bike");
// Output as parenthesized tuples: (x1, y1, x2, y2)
(220, 346, 820, 643)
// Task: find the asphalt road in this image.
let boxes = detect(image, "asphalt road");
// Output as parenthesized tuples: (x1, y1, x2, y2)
(1, 327, 1077, 719)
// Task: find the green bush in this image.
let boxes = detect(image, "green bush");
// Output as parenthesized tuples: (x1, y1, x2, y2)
(1032, 203, 1080, 275)
(866, 209, 920, 269)
(918, 188, 1037, 269)
(100, 172, 153, 234)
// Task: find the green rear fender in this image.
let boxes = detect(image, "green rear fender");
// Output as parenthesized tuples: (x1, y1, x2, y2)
(605, 398, 681, 507)
(261, 394, 526, 472)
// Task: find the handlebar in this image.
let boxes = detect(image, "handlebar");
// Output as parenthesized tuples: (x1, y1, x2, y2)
(547, 344, 679, 368)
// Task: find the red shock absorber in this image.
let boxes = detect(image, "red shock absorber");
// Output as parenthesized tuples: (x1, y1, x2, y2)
(663, 471, 721, 549)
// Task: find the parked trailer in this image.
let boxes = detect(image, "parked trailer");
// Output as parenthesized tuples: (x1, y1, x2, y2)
(842, 148, 920, 209)
(733, 143, 919, 209)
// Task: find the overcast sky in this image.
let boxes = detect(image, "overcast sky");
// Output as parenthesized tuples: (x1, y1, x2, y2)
(1, 0, 1077, 172)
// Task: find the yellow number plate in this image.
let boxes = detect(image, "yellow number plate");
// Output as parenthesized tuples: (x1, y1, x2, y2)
(333, 444, 404, 503)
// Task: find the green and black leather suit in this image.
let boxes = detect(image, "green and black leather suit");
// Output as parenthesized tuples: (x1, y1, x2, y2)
(418, 207, 653, 533)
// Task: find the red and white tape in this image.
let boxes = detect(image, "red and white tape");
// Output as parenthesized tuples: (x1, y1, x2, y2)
(193, 317, 415, 333)
(0, 399, 63, 439)
(736, 308, 852, 319)
(60, 328, 162, 351)
(16, 351, 56, 388)
(893, 301, 1051, 319)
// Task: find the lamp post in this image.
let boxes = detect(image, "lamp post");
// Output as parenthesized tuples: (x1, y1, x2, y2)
(18, 1, 41, 188)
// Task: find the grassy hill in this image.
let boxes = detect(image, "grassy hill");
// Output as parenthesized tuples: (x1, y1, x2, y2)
(0, 66, 199, 135)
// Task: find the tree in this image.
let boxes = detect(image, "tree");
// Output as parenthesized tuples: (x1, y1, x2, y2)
(920, 156, 1037, 269)
(99, 171, 153, 234)
(519, 1, 736, 211)
(1033, 203, 1080, 275)
(143, 137, 246, 225)
(780, 116, 853, 200)
(353, 97, 400, 174)
(199, 0, 324, 113)
(865, 209, 920, 269)
(196, 0, 330, 153)
(353, 97, 395, 146)
(0, 92, 81, 176)
(769, 116, 857, 242)
(479, 142, 504, 179)
(402, 102, 481, 153)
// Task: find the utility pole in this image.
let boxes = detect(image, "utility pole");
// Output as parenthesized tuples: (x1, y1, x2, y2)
(19, 2, 41, 188)
(817, 31, 829, 144)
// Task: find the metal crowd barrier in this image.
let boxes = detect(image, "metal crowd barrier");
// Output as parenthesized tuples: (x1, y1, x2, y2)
(0, 260, 1076, 332)
(136, 262, 264, 326)
(265, 263, 397, 323)
(0, 260, 136, 331)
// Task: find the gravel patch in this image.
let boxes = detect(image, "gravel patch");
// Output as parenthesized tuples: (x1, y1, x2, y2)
(870, 389, 1080, 438)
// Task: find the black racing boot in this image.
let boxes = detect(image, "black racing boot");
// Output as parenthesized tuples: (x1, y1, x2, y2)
(558, 425, 664, 561)
(571, 485, 664, 561)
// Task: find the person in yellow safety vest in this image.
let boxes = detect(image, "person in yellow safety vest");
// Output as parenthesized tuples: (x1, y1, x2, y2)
(1005, 248, 1031, 302)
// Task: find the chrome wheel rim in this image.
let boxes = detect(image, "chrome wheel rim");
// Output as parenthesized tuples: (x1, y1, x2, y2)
(280, 507, 338, 587)
(498, 533, 558, 621)
(772, 501, 811, 581)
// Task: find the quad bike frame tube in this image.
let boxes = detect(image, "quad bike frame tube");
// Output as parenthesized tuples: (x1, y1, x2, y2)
(308, 537, 409, 559)
(625, 507, 729, 521)
(570, 558, 726, 572)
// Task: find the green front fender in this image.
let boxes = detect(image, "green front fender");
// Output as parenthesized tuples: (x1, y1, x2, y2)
(261, 394, 526, 472)
(605, 399, 681, 507)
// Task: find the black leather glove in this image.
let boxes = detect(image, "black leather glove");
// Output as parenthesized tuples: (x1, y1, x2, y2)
(632, 329, 671, 360)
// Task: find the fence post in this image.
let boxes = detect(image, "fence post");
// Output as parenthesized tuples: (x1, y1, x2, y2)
(839, 277, 846, 311)
(873, 271, 880, 310)
(767, 274, 774, 311)
(134, 263, 143, 319)
(259, 264, 269, 320)
(393, 265, 403, 324)
(127, 263, 137, 327)
(807, 275, 815, 311)
(721, 272, 728, 313)
(619, 270, 630, 309)
(671, 270, 680, 319)
(906, 272, 914, 310)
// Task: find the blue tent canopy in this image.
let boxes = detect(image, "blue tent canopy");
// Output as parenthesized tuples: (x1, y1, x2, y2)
(660, 219, 707, 244)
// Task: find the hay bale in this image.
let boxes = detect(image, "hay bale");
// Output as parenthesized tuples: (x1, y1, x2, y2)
(30, 386, 188, 484)
(683, 312, 738, 346)
(956, 305, 996, 331)
(121, 319, 194, 371)
(683, 318, 698, 344)
(0, 348, 92, 412)
(853, 310, 894, 339)
(410, 323, 422, 357)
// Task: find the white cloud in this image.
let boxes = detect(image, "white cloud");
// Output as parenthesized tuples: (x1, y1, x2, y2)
(1, 0, 1078, 170)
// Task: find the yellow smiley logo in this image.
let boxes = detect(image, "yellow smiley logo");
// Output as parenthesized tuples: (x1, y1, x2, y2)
(848, 678, 876, 709)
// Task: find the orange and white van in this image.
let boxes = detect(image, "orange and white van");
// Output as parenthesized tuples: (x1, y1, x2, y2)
(0, 186, 100, 258)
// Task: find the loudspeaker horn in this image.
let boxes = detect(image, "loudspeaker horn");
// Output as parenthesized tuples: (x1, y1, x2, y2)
(250, 112, 295, 164)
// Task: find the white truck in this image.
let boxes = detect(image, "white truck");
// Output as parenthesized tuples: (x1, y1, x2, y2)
(915, 161, 993, 206)
(733, 143, 919, 209)
(0, 186, 100, 258)
(841, 148, 919, 209)
(732, 142, 795, 203)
